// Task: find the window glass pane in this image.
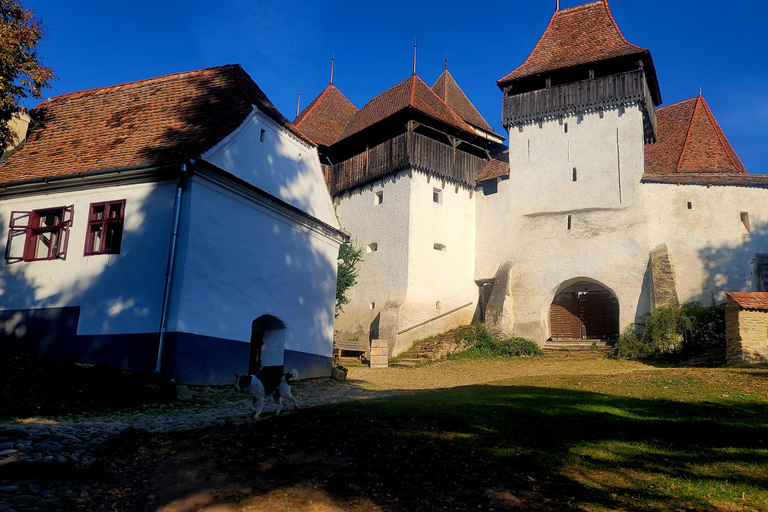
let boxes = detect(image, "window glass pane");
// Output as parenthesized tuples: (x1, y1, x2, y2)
(108, 203, 122, 218)
(89, 225, 103, 253)
(92, 205, 105, 221)
(6, 229, 26, 259)
(105, 224, 122, 253)
(36, 231, 59, 259)
(39, 211, 61, 228)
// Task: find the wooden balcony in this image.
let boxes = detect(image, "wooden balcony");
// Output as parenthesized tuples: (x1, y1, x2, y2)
(329, 132, 486, 196)
(502, 70, 657, 141)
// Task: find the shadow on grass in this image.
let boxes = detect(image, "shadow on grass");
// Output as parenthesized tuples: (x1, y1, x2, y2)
(99, 381, 768, 512)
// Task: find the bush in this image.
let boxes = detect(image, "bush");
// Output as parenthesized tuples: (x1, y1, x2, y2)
(614, 299, 725, 360)
(452, 323, 543, 358)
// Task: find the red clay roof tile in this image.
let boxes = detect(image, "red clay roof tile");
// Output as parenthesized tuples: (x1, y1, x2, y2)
(645, 96, 747, 178)
(293, 84, 358, 146)
(477, 152, 509, 183)
(342, 75, 475, 139)
(641, 174, 768, 188)
(0, 65, 310, 185)
(726, 292, 768, 310)
(498, 0, 647, 85)
(432, 70, 496, 135)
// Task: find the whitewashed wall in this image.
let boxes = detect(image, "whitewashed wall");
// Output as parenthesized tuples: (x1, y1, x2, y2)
(0, 180, 175, 334)
(397, 173, 477, 352)
(477, 106, 652, 342)
(334, 170, 477, 356)
(167, 172, 340, 362)
(183, 108, 342, 369)
(643, 183, 768, 302)
(333, 172, 412, 344)
(203, 107, 338, 228)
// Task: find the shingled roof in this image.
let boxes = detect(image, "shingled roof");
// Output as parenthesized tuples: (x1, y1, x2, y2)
(645, 96, 747, 175)
(342, 75, 475, 139)
(431, 70, 496, 135)
(726, 292, 768, 311)
(498, 1, 651, 86)
(293, 84, 358, 147)
(477, 151, 510, 183)
(0, 64, 310, 185)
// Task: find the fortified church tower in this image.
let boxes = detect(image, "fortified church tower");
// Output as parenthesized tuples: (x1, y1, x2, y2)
(298, 0, 768, 355)
(479, 0, 661, 341)
(295, 67, 505, 356)
(480, 0, 768, 344)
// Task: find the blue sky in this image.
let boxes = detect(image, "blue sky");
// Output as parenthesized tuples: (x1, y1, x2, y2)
(24, 0, 768, 172)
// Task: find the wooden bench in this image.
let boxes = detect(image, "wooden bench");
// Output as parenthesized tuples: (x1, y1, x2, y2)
(333, 339, 370, 362)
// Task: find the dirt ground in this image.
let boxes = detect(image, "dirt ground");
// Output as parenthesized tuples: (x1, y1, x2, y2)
(345, 351, 650, 391)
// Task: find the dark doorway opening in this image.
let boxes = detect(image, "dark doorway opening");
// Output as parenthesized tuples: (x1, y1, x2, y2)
(549, 281, 619, 340)
(249, 315, 286, 375)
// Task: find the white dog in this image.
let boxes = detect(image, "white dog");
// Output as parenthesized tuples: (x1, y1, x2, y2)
(233, 368, 299, 419)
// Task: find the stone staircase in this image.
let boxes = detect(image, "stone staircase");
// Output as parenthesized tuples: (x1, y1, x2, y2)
(543, 339, 614, 352)
(391, 325, 472, 367)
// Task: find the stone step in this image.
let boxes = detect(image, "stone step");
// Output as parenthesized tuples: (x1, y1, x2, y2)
(390, 360, 418, 368)
(544, 340, 614, 352)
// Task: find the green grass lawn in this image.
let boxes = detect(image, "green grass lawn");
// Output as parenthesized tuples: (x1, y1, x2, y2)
(102, 365, 768, 512)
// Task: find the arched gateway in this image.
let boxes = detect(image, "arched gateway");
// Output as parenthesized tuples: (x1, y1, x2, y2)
(549, 280, 619, 341)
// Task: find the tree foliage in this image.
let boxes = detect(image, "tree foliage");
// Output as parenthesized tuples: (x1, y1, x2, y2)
(335, 240, 363, 317)
(0, 0, 54, 148)
(614, 299, 726, 359)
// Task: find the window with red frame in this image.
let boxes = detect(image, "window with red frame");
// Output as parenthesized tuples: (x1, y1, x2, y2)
(5, 206, 74, 262)
(85, 200, 125, 255)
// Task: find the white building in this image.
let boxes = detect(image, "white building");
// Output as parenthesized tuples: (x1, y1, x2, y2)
(0, 65, 346, 384)
(299, 0, 768, 355)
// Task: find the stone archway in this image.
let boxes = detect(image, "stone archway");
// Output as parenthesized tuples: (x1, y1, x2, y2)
(549, 280, 619, 340)
(249, 315, 286, 374)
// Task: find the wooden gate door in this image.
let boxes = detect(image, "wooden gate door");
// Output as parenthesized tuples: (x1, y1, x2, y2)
(550, 292, 583, 340)
(581, 291, 620, 339)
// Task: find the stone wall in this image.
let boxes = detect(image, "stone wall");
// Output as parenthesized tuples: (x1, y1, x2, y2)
(726, 298, 768, 363)
(649, 244, 679, 310)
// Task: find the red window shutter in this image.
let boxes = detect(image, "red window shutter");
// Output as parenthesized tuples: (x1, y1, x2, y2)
(58, 205, 74, 259)
(5, 211, 31, 262)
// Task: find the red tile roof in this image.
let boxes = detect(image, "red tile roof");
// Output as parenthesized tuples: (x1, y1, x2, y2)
(0, 65, 310, 185)
(498, 0, 648, 85)
(641, 174, 768, 188)
(431, 70, 496, 135)
(342, 75, 475, 139)
(645, 96, 747, 178)
(477, 152, 509, 182)
(293, 84, 358, 147)
(726, 292, 768, 310)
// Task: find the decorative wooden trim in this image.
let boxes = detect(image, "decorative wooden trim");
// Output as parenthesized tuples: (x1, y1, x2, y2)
(502, 70, 657, 141)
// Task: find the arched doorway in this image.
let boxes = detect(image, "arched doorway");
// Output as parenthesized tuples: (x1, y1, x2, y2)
(549, 280, 619, 340)
(249, 315, 286, 374)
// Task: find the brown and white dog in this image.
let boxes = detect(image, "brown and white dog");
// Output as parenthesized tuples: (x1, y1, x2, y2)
(233, 368, 299, 419)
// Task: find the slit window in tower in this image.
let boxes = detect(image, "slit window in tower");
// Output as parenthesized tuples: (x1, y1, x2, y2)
(741, 212, 751, 235)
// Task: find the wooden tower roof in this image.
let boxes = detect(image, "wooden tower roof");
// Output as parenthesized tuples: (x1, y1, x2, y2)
(342, 74, 475, 139)
(498, 0, 660, 103)
(431, 70, 497, 136)
(293, 84, 358, 147)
